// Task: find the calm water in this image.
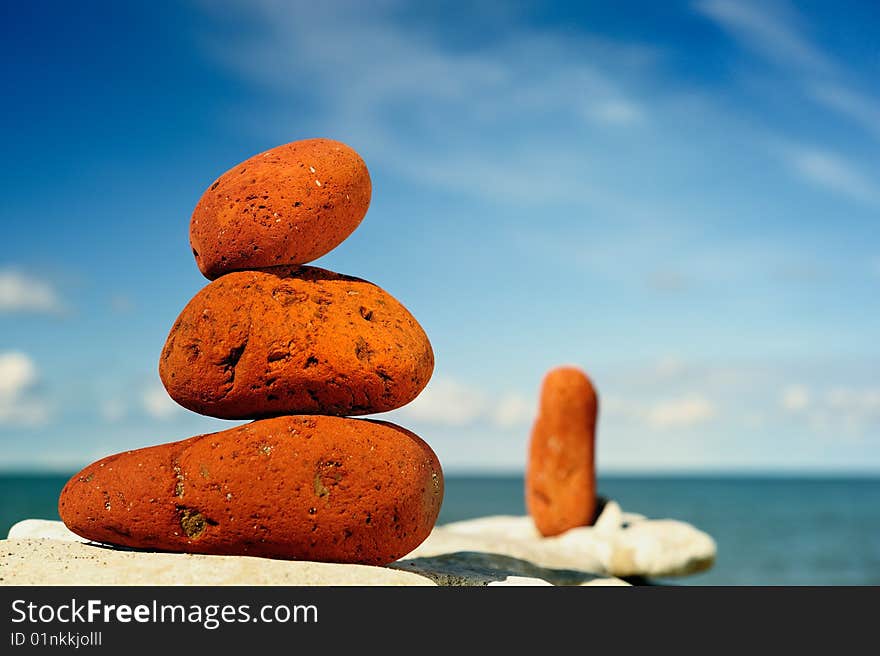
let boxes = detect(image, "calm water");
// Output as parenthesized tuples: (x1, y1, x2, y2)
(3, 474, 878, 585)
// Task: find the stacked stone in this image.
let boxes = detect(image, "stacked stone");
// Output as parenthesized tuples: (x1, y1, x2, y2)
(59, 139, 444, 566)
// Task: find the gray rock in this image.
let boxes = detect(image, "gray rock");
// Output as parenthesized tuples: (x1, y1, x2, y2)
(391, 551, 627, 586)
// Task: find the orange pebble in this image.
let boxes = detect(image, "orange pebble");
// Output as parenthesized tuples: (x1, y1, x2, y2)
(190, 138, 371, 279)
(159, 265, 434, 420)
(59, 415, 444, 565)
(525, 366, 598, 537)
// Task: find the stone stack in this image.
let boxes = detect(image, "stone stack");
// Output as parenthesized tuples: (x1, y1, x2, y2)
(59, 139, 444, 566)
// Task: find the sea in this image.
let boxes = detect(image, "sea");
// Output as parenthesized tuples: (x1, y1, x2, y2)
(2, 474, 878, 585)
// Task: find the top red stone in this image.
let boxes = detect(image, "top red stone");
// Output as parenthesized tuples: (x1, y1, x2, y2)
(190, 139, 371, 279)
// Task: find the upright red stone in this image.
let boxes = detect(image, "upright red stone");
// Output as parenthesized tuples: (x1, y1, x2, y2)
(525, 366, 598, 537)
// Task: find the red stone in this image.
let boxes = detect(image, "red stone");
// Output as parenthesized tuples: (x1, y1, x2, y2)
(158, 265, 434, 420)
(59, 415, 444, 565)
(525, 366, 597, 537)
(190, 138, 371, 279)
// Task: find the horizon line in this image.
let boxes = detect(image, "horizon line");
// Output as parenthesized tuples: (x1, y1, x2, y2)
(1, 466, 879, 478)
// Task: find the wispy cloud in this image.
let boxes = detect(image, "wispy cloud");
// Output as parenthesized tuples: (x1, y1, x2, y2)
(825, 387, 880, 417)
(645, 269, 691, 294)
(0, 351, 50, 427)
(99, 398, 127, 423)
(781, 384, 810, 411)
(109, 295, 135, 314)
(782, 383, 880, 439)
(696, 0, 880, 142)
(491, 394, 535, 429)
(588, 99, 645, 126)
(695, 1, 880, 208)
(647, 395, 717, 428)
(204, 1, 654, 210)
(0, 270, 64, 314)
(782, 145, 880, 205)
(394, 376, 534, 429)
(695, 0, 832, 73)
(141, 384, 181, 420)
(605, 392, 718, 429)
(398, 377, 487, 427)
(809, 84, 880, 142)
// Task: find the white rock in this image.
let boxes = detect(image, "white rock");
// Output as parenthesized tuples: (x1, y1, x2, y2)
(606, 519, 717, 578)
(8, 519, 88, 542)
(408, 501, 715, 579)
(0, 539, 435, 586)
(592, 500, 623, 533)
(5, 499, 714, 584)
(0, 530, 629, 586)
(488, 576, 554, 586)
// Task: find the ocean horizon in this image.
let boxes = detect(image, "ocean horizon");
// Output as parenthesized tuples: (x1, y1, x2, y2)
(3, 472, 878, 585)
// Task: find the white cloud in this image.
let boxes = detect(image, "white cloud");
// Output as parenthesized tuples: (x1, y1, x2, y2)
(601, 394, 641, 419)
(781, 384, 880, 439)
(605, 362, 879, 441)
(398, 377, 535, 429)
(785, 146, 880, 205)
(0, 351, 37, 397)
(142, 384, 180, 420)
(645, 395, 717, 428)
(701, 0, 880, 205)
(100, 398, 127, 423)
(109, 295, 135, 314)
(654, 355, 687, 379)
(603, 390, 718, 430)
(646, 269, 690, 293)
(399, 377, 487, 427)
(589, 99, 644, 125)
(696, 0, 880, 143)
(825, 387, 880, 416)
(0, 351, 50, 426)
(695, 0, 832, 73)
(781, 385, 810, 411)
(0, 270, 63, 314)
(203, 1, 653, 209)
(744, 412, 766, 429)
(491, 394, 535, 429)
(809, 84, 880, 142)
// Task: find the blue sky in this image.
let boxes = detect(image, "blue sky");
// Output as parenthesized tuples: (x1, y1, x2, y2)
(1, 0, 878, 472)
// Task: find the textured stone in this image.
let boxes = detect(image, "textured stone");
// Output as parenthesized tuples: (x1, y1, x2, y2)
(190, 138, 371, 279)
(159, 266, 434, 419)
(59, 415, 443, 565)
(526, 366, 598, 536)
